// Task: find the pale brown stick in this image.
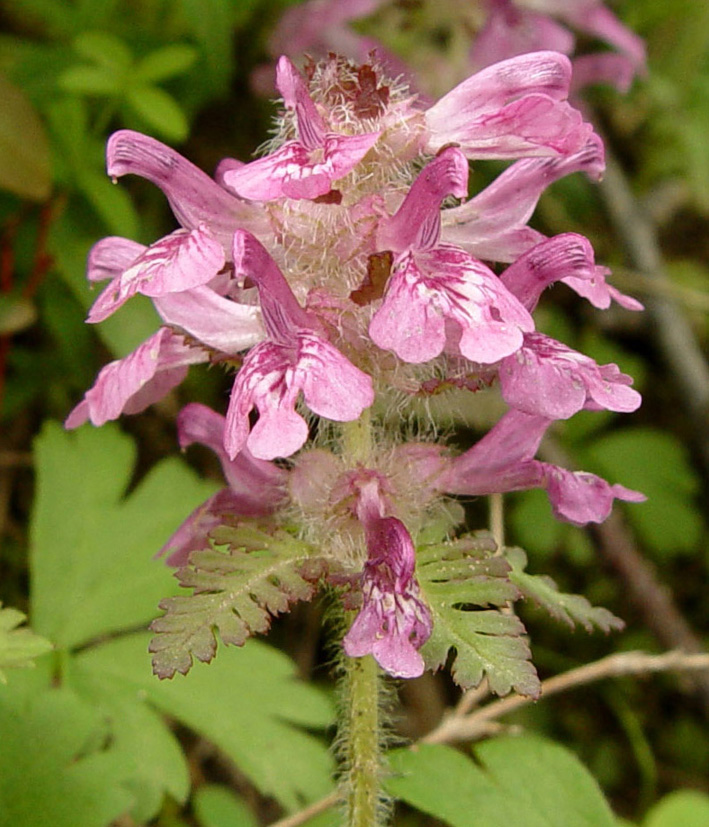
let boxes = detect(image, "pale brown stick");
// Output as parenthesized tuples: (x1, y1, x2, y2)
(423, 651, 709, 746)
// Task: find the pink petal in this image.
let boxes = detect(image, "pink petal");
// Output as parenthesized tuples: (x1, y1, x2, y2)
(65, 329, 206, 428)
(371, 245, 533, 364)
(499, 333, 642, 419)
(441, 135, 605, 261)
(154, 286, 265, 354)
(425, 52, 592, 158)
(298, 332, 375, 420)
(562, 265, 644, 311)
(543, 466, 646, 526)
(87, 225, 225, 323)
(571, 53, 637, 94)
(499, 233, 597, 311)
(87, 237, 145, 282)
(224, 132, 380, 202)
(276, 55, 326, 149)
(106, 130, 267, 245)
(377, 147, 469, 253)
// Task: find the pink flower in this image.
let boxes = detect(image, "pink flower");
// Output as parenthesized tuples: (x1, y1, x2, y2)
(423, 52, 593, 159)
(498, 332, 642, 419)
(225, 230, 374, 460)
(223, 56, 381, 201)
(369, 147, 534, 364)
(441, 409, 645, 526)
(86, 225, 226, 323)
(65, 329, 207, 428)
(344, 513, 432, 678)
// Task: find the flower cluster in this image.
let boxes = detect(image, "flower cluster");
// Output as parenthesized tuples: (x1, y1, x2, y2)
(69, 51, 643, 679)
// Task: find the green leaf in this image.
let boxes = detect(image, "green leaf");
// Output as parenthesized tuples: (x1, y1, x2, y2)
(0, 686, 134, 827)
(150, 524, 327, 678)
(417, 537, 540, 696)
(193, 785, 259, 827)
(387, 736, 617, 827)
(75, 167, 140, 237)
(135, 44, 199, 83)
(75, 633, 336, 811)
(0, 604, 53, 683)
(644, 791, 709, 827)
(581, 428, 702, 557)
(30, 422, 218, 649)
(72, 31, 133, 71)
(58, 65, 123, 95)
(67, 668, 190, 823)
(0, 295, 37, 335)
(0, 72, 51, 201)
(506, 547, 624, 633)
(126, 85, 189, 141)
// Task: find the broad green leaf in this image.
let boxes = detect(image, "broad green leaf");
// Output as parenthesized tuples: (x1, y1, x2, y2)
(387, 736, 617, 827)
(0, 604, 52, 683)
(75, 632, 336, 811)
(0, 73, 51, 200)
(58, 65, 123, 95)
(644, 791, 709, 827)
(581, 428, 702, 557)
(0, 295, 37, 335)
(73, 31, 133, 70)
(150, 524, 327, 678)
(0, 686, 134, 827)
(135, 44, 199, 83)
(67, 668, 189, 823)
(193, 785, 259, 827)
(417, 538, 540, 696)
(30, 422, 217, 649)
(126, 85, 189, 141)
(506, 547, 624, 633)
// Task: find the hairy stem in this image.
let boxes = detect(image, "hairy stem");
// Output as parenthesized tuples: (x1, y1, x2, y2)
(340, 650, 384, 826)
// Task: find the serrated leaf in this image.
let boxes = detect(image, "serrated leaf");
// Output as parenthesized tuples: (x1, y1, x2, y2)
(387, 735, 616, 827)
(0, 604, 53, 683)
(417, 539, 540, 696)
(30, 422, 218, 649)
(0, 73, 51, 200)
(75, 632, 335, 811)
(150, 525, 327, 678)
(126, 85, 189, 141)
(0, 686, 134, 827)
(506, 547, 624, 633)
(134, 44, 199, 83)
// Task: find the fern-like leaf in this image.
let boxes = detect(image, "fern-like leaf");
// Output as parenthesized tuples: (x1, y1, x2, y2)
(149, 524, 328, 678)
(0, 603, 53, 683)
(505, 547, 624, 633)
(417, 536, 540, 698)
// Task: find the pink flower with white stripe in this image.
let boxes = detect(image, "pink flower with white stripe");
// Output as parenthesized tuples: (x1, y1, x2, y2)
(369, 147, 534, 364)
(225, 230, 375, 460)
(223, 56, 381, 201)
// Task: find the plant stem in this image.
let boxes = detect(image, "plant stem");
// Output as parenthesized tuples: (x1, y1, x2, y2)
(341, 650, 383, 826)
(337, 411, 385, 826)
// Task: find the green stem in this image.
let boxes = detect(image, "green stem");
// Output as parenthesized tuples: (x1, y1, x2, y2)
(340, 650, 383, 826)
(336, 411, 385, 825)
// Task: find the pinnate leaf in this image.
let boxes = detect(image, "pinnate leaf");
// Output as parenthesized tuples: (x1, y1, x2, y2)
(150, 524, 328, 678)
(417, 537, 540, 697)
(0, 604, 52, 683)
(506, 547, 624, 633)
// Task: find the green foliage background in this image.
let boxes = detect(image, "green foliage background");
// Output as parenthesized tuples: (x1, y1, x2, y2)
(0, 0, 707, 825)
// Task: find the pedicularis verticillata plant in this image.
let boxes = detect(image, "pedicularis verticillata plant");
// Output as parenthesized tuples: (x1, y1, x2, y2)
(67, 50, 645, 824)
